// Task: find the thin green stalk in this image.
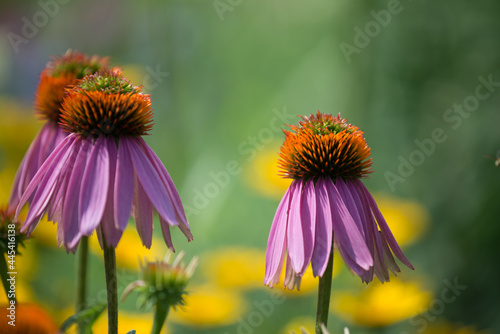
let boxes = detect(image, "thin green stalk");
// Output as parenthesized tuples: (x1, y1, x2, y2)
(103, 233, 118, 334)
(150, 303, 169, 334)
(0, 254, 14, 303)
(315, 249, 334, 334)
(76, 236, 89, 333)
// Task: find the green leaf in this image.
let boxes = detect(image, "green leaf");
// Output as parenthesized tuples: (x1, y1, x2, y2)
(59, 302, 107, 333)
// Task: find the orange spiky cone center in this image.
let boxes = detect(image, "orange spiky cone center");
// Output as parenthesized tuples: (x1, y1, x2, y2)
(34, 50, 108, 122)
(278, 112, 373, 180)
(59, 70, 153, 138)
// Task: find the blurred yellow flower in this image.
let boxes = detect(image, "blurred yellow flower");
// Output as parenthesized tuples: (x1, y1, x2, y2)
(332, 279, 432, 327)
(92, 311, 162, 334)
(171, 284, 247, 327)
(244, 145, 292, 199)
(425, 321, 490, 334)
(201, 246, 342, 296)
(89, 227, 170, 269)
(201, 246, 266, 289)
(374, 194, 429, 246)
(282, 316, 316, 334)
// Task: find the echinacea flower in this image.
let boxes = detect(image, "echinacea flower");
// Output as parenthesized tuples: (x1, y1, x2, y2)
(16, 70, 192, 252)
(0, 206, 26, 256)
(265, 112, 413, 290)
(9, 50, 108, 211)
(122, 251, 198, 334)
(122, 251, 198, 310)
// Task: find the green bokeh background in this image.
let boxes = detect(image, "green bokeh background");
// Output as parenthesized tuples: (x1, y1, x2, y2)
(0, 0, 499, 333)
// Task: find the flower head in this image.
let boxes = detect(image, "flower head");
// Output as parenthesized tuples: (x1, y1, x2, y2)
(16, 71, 192, 251)
(122, 251, 198, 310)
(59, 70, 153, 138)
(0, 206, 27, 256)
(279, 112, 372, 180)
(35, 49, 108, 122)
(265, 112, 413, 290)
(9, 50, 108, 211)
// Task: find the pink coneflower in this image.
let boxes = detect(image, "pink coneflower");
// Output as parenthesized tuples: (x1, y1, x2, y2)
(9, 50, 108, 211)
(16, 70, 192, 252)
(265, 112, 413, 290)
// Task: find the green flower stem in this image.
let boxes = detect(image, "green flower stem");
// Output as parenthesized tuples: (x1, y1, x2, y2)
(103, 233, 118, 334)
(150, 303, 170, 334)
(76, 236, 89, 333)
(0, 254, 15, 303)
(315, 249, 334, 334)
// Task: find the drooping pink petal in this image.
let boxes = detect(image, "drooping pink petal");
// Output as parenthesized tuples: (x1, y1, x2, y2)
(283, 254, 301, 290)
(79, 136, 109, 236)
(335, 178, 367, 239)
(114, 137, 135, 231)
(17, 134, 77, 222)
(125, 138, 177, 225)
(286, 180, 307, 274)
(159, 217, 175, 252)
(356, 181, 414, 270)
(62, 139, 90, 248)
(300, 180, 316, 274)
(335, 235, 367, 278)
(311, 178, 333, 277)
(325, 178, 372, 270)
(133, 177, 154, 248)
(37, 122, 62, 166)
(348, 179, 388, 282)
(268, 249, 286, 288)
(20, 135, 79, 234)
(380, 235, 401, 275)
(56, 217, 64, 248)
(9, 124, 45, 210)
(47, 134, 81, 223)
(264, 183, 293, 285)
(137, 137, 189, 227)
(10, 123, 67, 213)
(66, 238, 80, 254)
(101, 138, 123, 248)
(176, 221, 194, 241)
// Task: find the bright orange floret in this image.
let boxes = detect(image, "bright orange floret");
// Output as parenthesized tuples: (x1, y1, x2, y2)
(59, 70, 154, 138)
(35, 50, 108, 122)
(279, 112, 373, 180)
